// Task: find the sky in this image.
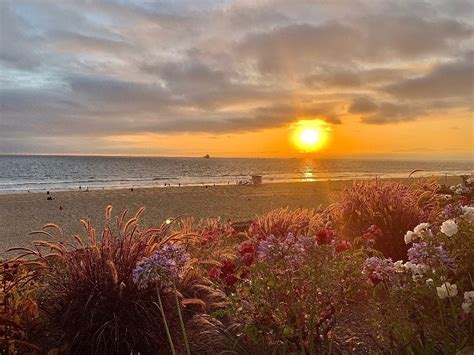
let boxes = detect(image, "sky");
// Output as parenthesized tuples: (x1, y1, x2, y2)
(0, 0, 473, 158)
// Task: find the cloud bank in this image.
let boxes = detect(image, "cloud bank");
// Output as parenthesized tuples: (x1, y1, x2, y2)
(0, 0, 472, 153)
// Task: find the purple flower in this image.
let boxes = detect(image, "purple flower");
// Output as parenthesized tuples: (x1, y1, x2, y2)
(442, 203, 462, 220)
(255, 233, 317, 267)
(133, 245, 190, 289)
(407, 242, 456, 270)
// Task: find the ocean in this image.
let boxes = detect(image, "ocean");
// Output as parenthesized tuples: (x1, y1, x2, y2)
(0, 155, 472, 193)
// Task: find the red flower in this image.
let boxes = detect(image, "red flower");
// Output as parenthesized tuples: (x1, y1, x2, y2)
(239, 243, 256, 257)
(240, 243, 256, 266)
(335, 240, 352, 253)
(315, 228, 334, 245)
(225, 274, 238, 287)
(208, 268, 218, 279)
(220, 259, 235, 275)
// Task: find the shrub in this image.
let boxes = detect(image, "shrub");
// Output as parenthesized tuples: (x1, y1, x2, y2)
(328, 179, 442, 260)
(215, 231, 373, 353)
(177, 217, 242, 265)
(247, 208, 324, 241)
(360, 208, 473, 353)
(8, 207, 211, 354)
(0, 261, 41, 354)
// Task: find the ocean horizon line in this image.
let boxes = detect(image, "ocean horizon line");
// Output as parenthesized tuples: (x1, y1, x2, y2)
(0, 153, 473, 162)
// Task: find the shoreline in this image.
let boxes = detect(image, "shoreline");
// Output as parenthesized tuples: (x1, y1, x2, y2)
(0, 172, 470, 196)
(0, 176, 465, 256)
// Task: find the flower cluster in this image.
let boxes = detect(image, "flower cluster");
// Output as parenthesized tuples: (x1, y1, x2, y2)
(208, 259, 239, 287)
(407, 242, 456, 271)
(450, 184, 471, 195)
(441, 203, 462, 220)
(461, 205, 474, 221)
(362, 224, 384, 246)
(395, 260, 427, 282)
(132, 245, 190, 289)
(436, 282, 458, 299)
(462, 291, 474, 313)
(362, 257, 395, 285)
(256, 233, 317, 266)
(315, 228, 335, 245)
(404, 222, 432, 244)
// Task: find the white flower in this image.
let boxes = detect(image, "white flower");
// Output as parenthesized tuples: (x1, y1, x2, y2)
(404, 231, 416, 244)
(464, 291, 474, 302)
(425, 278, 434, 287)
(436, 282, 458, 299)
(462, 302, 472, 313)
(462, 206, 474, 221)
(450, 185, 456, 191)
(394, 260, 405, 273)
(412, 274, 423, 283)
(467, 177, 474, 184)
(440, 219, 458, 237)
(403, 262, 423, 275)
(413, 223, 432, 238)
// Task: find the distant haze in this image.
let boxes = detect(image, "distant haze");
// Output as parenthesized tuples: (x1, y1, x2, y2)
(0, 0, 473, 158)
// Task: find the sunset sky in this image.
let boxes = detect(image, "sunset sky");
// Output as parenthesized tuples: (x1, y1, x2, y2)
(0, 0, 473, 158)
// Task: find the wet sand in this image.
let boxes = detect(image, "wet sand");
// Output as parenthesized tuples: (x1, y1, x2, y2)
(0, 176, 463, 256)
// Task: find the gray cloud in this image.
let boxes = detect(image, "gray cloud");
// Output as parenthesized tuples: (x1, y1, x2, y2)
(239, 16, 472, 74)
(360, 102, 425, 124)
(383, 56, 474, 99)
(348, 96, 379, 114)
(0, 0, 473, 153)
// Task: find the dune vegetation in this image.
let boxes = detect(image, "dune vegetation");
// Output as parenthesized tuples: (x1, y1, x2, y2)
(1, 179, 473, 354)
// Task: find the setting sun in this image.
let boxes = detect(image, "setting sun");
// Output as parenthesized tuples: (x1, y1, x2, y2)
(300, 128, 320, 146)
(292, 120, 330, 153)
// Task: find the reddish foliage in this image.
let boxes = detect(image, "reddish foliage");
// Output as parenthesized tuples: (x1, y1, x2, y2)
(328, 179, 443, 260)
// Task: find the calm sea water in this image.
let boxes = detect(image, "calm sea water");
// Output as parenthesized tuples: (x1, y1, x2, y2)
(0, 155, 472, 193)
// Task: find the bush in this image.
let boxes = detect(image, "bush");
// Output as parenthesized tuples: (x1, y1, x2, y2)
(359, 208, 474, 353)
(0, 261, 42, 354)
(4, 186, 472, 354)
(247, 208, 324, 241)
(9, 207, 211, 354)
(328, 179, 442, 260)
(218, 231, 372, 353)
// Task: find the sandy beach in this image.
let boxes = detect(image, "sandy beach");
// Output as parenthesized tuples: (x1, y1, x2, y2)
(0, 176, 464, 256)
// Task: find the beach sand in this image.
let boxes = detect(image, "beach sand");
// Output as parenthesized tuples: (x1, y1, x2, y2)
(0, 176, 463, 256)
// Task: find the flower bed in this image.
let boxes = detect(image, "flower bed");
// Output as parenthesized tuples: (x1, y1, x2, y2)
(1, 180, 473, 354)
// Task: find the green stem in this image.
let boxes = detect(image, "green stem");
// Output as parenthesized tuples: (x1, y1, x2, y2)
(445, 286, 459, 329)
(173, 283, 191, 355)
(156, 286, 177, 355)
(436, 294, 445, 328)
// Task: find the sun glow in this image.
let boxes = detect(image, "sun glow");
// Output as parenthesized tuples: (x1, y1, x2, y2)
(292, 120, 331, 152)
